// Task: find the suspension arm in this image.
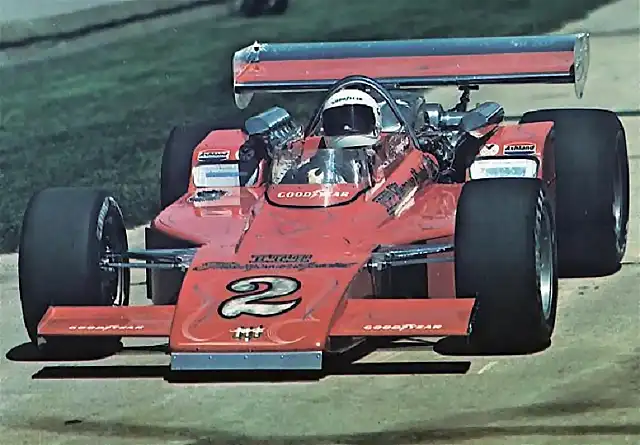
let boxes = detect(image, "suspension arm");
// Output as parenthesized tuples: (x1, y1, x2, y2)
(367, 243, 454, 271)
(100, 248, 197, 270)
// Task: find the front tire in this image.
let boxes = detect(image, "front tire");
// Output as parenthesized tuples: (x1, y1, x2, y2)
(19, 188, 130, 358)
(519, 108, 629, 277)
(455, 178, 558, 354)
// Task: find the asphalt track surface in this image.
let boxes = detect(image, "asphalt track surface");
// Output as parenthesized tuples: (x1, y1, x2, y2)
(1, 1, 639, 444)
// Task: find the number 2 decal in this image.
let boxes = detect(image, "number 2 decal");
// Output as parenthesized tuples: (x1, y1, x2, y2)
(218, 276, 302, 319)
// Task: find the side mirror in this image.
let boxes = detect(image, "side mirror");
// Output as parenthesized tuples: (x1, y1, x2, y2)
(459, 102, 505, 133)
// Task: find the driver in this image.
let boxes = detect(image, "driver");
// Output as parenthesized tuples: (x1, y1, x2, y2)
(284, 88, 383, 184)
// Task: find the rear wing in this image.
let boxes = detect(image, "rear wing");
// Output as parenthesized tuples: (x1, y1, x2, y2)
(232, 33, 590, 108)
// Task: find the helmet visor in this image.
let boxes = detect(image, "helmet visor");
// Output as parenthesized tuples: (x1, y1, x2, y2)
(322, 104, 376, 137)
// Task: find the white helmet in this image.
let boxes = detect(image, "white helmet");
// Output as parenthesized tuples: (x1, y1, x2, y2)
(321, 89, 382, 149)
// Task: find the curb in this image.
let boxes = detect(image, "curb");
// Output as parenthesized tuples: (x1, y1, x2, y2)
(0, 0, 226, 50)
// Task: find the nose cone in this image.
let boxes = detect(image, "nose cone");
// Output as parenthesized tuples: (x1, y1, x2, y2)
(168, 247, 368, 353)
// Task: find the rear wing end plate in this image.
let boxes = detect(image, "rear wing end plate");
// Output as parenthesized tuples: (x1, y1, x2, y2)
(232, 33, 589, 108)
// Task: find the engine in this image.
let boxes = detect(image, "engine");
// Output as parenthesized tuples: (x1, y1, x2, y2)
(415, 98, 505, 182)
(243, 106, 303, 160)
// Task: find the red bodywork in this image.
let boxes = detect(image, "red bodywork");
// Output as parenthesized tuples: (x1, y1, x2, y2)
(36, 34, 575, 370)
(38, 122, 555, 357)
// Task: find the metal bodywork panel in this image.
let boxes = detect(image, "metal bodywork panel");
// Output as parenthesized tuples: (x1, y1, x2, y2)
(170, 351, 323, 371)
(38, 305, 174, 337)
(38, 297, 475, 350)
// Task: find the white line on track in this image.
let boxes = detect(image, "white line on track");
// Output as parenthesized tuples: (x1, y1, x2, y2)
(476, 361, 498, 374)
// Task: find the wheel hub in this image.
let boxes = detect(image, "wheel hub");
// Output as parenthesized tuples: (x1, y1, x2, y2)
(535, 196, 555, 321)
(99, 215, 127, 306)
(612, 133, 627, 258)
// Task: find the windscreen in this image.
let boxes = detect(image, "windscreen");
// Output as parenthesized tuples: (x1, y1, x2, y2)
(267, 146, 373, 207)
(271, 147, 373, 187)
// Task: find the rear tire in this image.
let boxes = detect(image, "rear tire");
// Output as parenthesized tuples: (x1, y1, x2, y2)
(455, 178, 558, 354)
(19, 188, 130, 358)
(160, 121, 243, 209)
(160, 123, 218, 209)
(519, 109, 629, 277)
(155, 122, 237, 304)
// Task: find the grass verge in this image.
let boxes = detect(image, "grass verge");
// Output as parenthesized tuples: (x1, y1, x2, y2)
(0, 0, 614, 252)
(0, 0, 226, 50)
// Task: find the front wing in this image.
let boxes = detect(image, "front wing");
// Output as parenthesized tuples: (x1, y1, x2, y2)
(37, 298, 475, 371)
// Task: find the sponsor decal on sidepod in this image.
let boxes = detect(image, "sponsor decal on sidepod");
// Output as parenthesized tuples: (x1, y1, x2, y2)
(503, 143, 536, 155)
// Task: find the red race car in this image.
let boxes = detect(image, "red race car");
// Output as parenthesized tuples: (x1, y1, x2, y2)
(19, 33, 629, 375)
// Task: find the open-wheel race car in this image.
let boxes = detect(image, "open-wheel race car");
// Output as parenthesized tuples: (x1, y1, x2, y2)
(19, 32, 629, 375)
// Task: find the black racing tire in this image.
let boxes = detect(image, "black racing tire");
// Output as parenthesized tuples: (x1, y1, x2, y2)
(264, 0, 289, 14)
(519, 109, 629, 277)
(157, 122, 242, 304)
(160, 123, 216, 210)
(228, 0, 267, 17)
(157, 124, 214, 306)
(160, 122, 244, 210)
(455, 178, 558, 354)
(18, 188, 130, 358)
